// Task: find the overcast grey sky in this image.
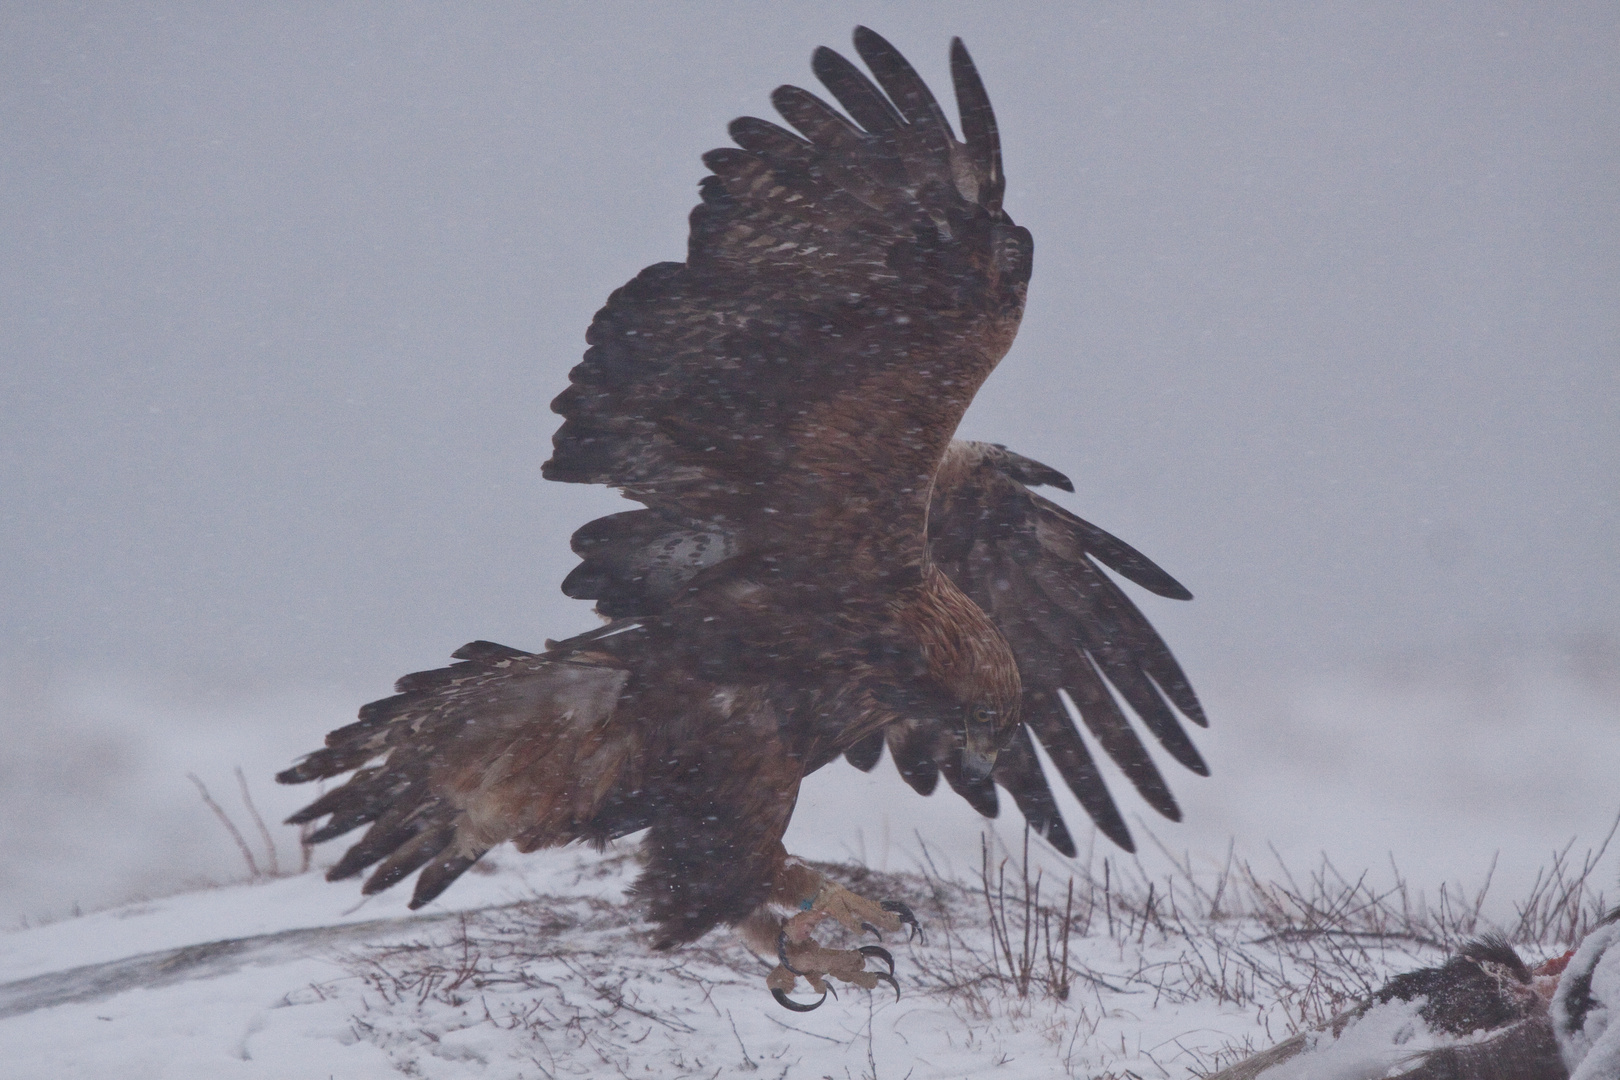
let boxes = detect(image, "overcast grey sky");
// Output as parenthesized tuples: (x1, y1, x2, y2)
(4, 2, 1617, 704)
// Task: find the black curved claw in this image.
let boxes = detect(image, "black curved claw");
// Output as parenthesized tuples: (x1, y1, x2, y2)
(772, 987, 827, 1012)
(861, 920, 883, 940)
(881, 899, 925, 944)
(857, 944, 895, 977)
(870, 970, 902, 1002)
(776, 928, 811, 977)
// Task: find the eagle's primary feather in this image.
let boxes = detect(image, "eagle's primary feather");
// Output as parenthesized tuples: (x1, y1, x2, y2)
(281, 27, 1207, 952)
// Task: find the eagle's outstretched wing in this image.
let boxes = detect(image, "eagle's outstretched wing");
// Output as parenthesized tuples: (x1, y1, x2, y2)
(278, 640, 632, 909)
(888, 441, 1206, 855)
(545, 28, 1031, 574)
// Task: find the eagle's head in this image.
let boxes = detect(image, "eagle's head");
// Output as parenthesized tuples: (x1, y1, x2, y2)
(955, 640, 1022, 780)
(907, 565, 1023, 781)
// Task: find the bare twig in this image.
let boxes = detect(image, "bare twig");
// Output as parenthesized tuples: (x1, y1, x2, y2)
(234, 765, 279, 877)
(726, 1010, 757, 1071)
(188, 772, 260, 879)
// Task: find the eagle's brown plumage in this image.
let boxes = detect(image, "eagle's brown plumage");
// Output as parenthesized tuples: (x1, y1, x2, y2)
(280, 27, 1207, 955)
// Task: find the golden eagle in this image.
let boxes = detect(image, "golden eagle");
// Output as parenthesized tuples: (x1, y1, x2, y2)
(280, 27, 1208, 1010)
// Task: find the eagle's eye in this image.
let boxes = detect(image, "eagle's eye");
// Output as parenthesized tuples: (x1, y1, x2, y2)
(970, 705, 996, 725)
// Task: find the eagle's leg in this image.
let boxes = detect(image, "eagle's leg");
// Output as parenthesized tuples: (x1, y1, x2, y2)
(738, 856, 919, 1010)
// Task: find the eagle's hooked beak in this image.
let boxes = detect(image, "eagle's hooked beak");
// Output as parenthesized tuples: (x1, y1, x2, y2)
(963, 706, 999, 782)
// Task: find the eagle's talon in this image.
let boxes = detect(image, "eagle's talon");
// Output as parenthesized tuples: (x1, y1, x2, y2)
(858, 943, 895, 976)
(772, 987, 827, 1012)
(871, 971, 902, 1002)
(759, 868, 922, 1007)
(881, 899, 924, 944)
(777, 928, 811, 977)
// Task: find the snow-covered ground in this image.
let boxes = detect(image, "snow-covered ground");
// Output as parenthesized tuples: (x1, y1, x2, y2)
(2, 823, 1605, 1079)
(0, 838, 1528, 1079)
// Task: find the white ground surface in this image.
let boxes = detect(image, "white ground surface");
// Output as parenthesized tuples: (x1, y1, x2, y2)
(0, 843, 1446, 1080)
